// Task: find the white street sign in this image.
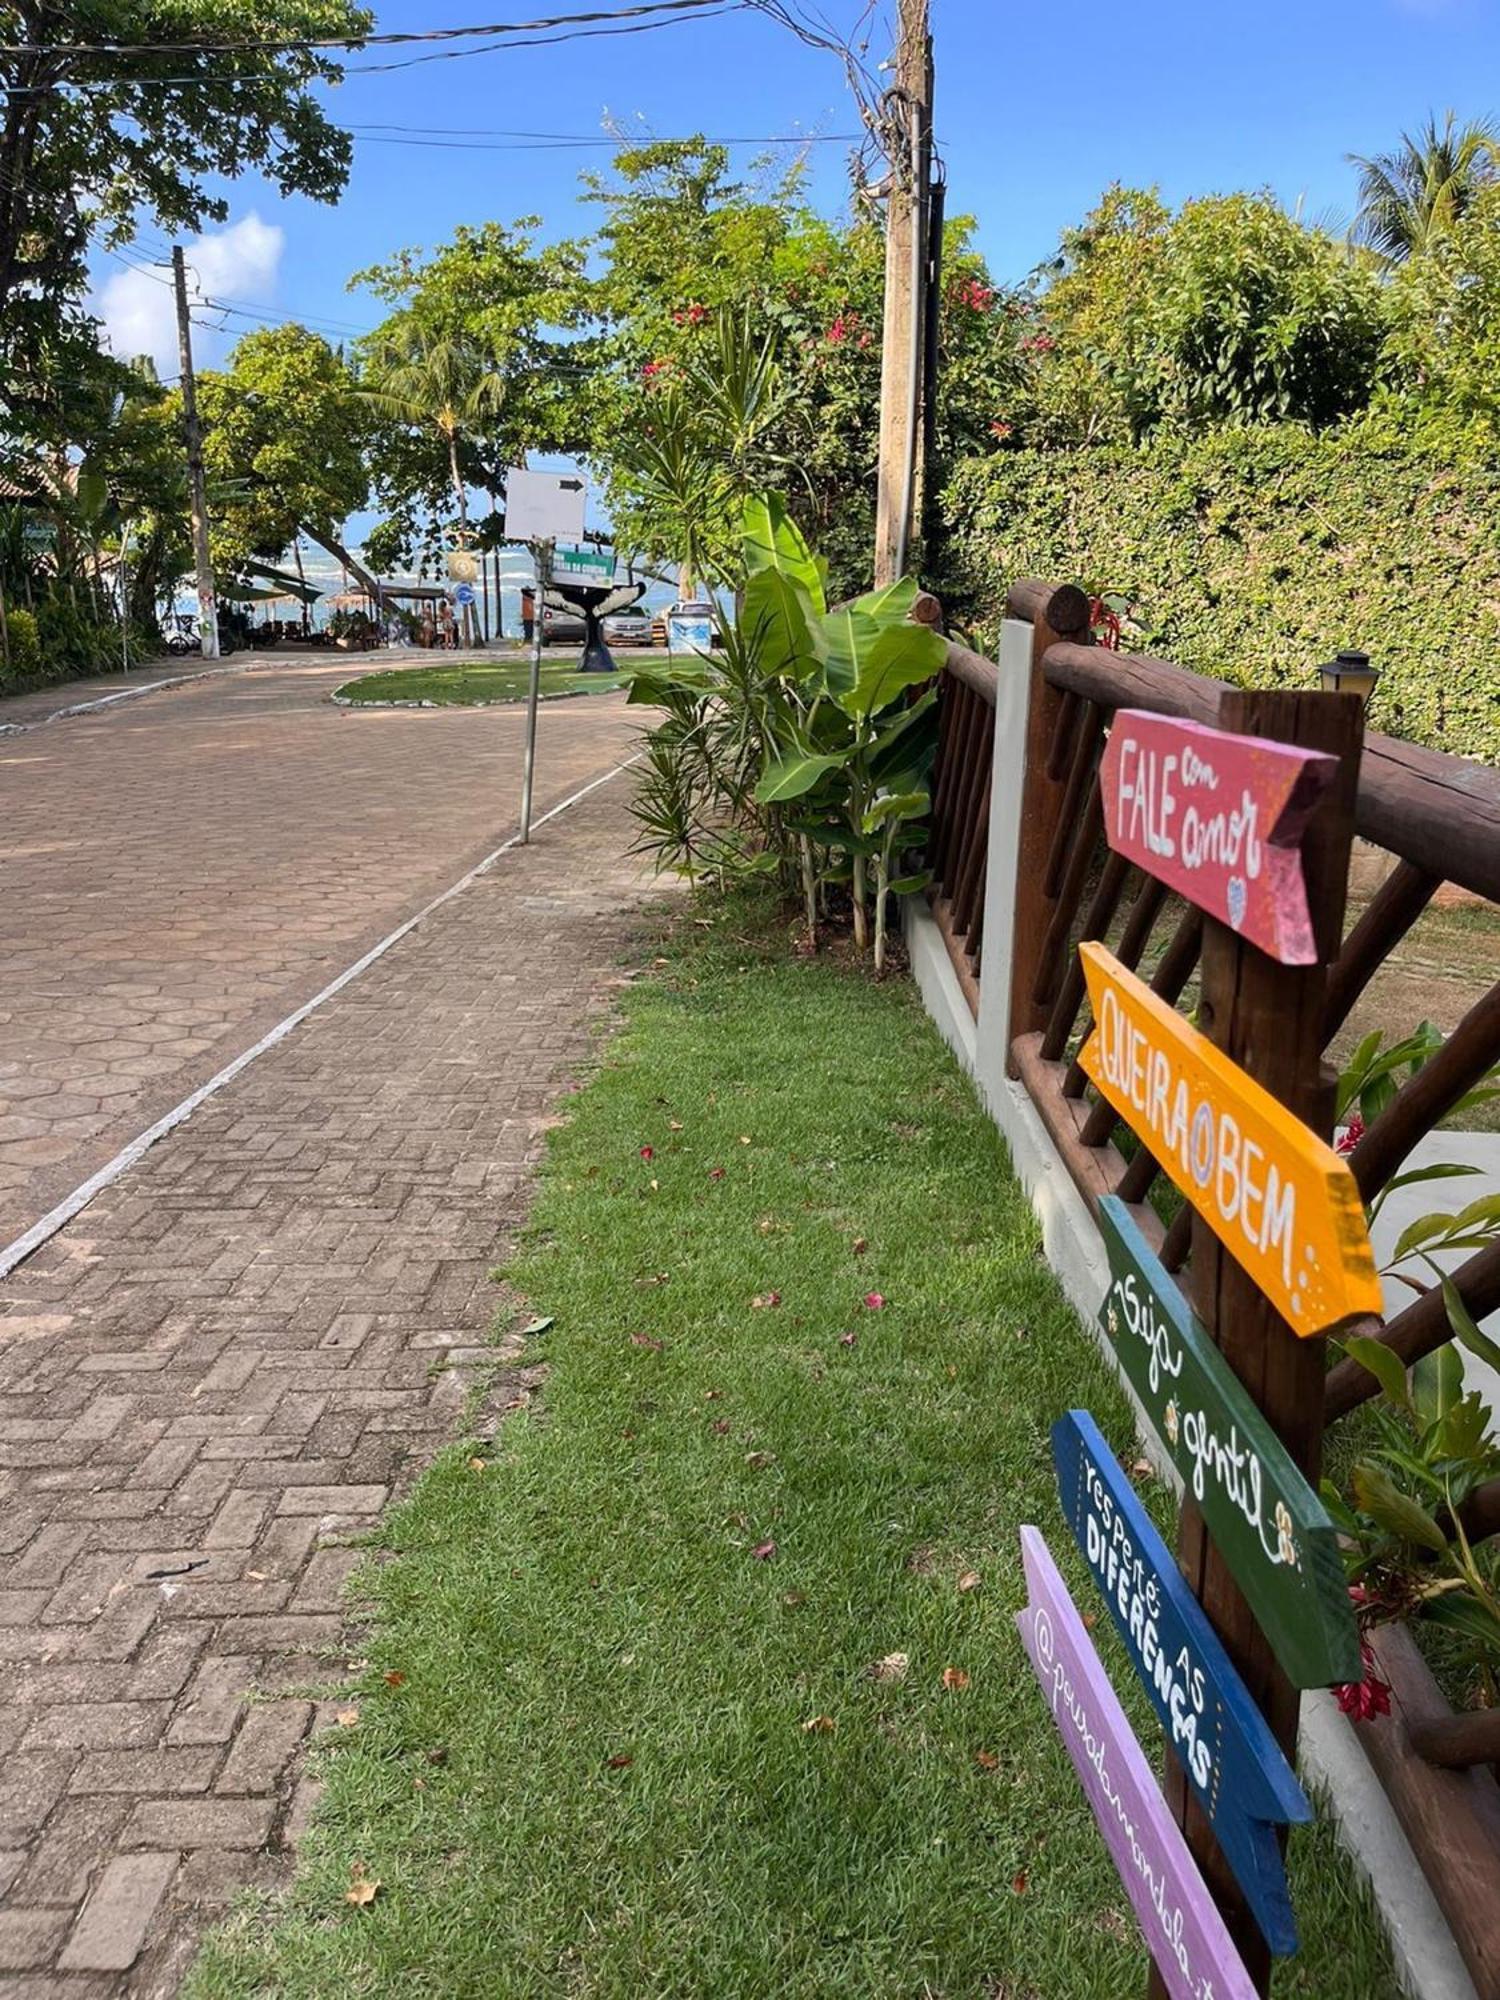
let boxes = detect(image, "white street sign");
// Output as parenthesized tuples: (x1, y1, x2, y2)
(505, 468, 586, 543)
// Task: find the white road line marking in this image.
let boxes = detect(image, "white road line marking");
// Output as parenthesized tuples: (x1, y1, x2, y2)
(0, 754, 639, 1281)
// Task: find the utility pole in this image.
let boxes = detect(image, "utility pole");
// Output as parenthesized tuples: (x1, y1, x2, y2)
(172, 246, 219, 659)
(872, 0, 933, 589)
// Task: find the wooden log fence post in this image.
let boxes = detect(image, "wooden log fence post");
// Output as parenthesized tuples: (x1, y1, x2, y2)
(1148, 684, 1367, 1998)
(1006, 583, 1092, 1073)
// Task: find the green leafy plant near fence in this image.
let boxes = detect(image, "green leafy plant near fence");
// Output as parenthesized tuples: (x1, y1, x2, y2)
(1326, 1029, 1500, 1708)
(627, 494, 944, 969)
(937, 415, 1500, 761)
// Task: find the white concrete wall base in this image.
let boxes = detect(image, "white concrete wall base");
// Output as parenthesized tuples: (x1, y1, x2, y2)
(1300, 1693, 1479, 2000)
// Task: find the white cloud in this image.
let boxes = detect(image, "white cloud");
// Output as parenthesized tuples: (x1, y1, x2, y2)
(94, 214, 284, 377)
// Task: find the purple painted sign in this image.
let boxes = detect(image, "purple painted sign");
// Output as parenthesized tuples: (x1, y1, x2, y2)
(1015, 1525, 1258, 2000)
(1100, 709, 1337, 965)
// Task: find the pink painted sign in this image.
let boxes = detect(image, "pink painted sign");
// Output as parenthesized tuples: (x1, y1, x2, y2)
(1100, 710, 1338, 964)
(1015, 1525, 1258, 2000)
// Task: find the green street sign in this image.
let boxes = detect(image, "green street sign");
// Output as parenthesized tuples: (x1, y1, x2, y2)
(1097, 1197, 1359, 1689)
(553, 546, 613, 582)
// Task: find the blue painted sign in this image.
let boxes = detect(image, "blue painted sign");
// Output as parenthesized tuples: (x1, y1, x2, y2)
(454, 582, 476, 607)
(1053, 1409, 1312, 1957)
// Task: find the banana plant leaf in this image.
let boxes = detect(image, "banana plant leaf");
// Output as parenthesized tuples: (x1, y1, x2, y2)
(743, 492, 827, 614)
(839, 622, 947, 720)
(755, 750, 848, 804)
(743, 565, 822, 680)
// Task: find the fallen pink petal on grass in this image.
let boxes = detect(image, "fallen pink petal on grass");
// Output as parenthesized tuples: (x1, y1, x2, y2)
(863, 1292, 886, 1310)
(752, 1539, 778, 1560)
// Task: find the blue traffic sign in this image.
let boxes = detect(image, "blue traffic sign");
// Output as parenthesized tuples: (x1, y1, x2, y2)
(454, 582, 476, 607)
(1052, 1409, 1311, 1956)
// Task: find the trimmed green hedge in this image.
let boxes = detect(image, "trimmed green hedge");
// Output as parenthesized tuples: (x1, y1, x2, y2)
(936, 421, 1500, 761)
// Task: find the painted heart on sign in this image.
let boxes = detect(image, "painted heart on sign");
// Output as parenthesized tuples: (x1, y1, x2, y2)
(1226, 875, 1248, 930)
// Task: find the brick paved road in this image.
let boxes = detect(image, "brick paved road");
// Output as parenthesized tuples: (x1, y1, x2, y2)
(0, 654, 643, 1249)
(0, 665, 666, 1992)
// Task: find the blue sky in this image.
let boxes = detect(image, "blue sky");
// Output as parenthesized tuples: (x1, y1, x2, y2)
(88, 0, 1494, 553)
(94, 0, 1498, 362)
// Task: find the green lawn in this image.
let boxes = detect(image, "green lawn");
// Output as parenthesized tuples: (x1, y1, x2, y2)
(336, 658, 632, 705)
(189, 897, 1398, 2000)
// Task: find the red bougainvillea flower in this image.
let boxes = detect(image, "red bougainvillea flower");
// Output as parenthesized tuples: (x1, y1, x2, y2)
(639, 1145, 654, 1162)
(956, 278, 995, 312)
(672, 301, 708, 326)
(863, 1292, 886, 1311)
(989, 420, 1013, 441)
(1019, 331, 1057, 355)
(826, 315, 849, 345)
(641, 359, 668, 381)
(1336, 1111, 1366, 1156)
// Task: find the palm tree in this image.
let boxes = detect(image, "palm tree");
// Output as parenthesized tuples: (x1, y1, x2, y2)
(1349, 111, 1500, 261)
(360, 327, 508, 641)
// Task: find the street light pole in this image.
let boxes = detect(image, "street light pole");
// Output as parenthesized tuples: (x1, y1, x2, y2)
(519, 536, 553, 845)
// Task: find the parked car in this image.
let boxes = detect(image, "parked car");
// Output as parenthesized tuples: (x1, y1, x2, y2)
(650, 599, 723, 649)
(541, 603, 586, 645)
(602, 605, 652, 647)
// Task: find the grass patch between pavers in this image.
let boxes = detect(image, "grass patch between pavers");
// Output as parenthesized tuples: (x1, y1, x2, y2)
(335, 659, 631, 705)
(189, 895, 1399, 2000)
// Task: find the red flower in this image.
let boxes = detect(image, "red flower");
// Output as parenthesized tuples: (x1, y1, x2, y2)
(955, 278, 995, 312)
(672, 301, 708, 327)
(1019, 331, 1056, 356)
(989, 420, 1013, 441)
(863, 1292, 885, 1311)
(826, 315, 849, 345)
(1335, 1631, 1393, 1722)
(1336, 1670, 1393, 1721)
(639, 1145, 654, 1162)
(1336, 1111, 1366, 1157)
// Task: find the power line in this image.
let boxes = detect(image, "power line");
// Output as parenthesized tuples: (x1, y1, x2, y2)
(0, 1, 743, 92)
(0, 0, 727, 57)
(342, 124, 860, 151)
(99, 246, 613, 378)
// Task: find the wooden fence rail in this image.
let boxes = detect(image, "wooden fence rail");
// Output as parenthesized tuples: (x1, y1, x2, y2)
(927, 578, 1500, 1995)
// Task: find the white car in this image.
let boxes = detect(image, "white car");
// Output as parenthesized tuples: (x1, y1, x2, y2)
(602, 605, 652, 647)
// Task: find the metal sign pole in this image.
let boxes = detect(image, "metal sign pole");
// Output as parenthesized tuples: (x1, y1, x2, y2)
(519, 537, 552, 845)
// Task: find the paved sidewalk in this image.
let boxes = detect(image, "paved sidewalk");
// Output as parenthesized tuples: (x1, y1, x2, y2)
(0, 654, 641, 1248)
(0, 771, 663, 1994)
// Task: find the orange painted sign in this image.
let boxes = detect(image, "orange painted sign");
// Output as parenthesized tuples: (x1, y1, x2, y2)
(1078, 945, 1382, 1334)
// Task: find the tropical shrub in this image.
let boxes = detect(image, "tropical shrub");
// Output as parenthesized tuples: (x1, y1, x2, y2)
(627, 493, 943, 969)
(1327, 1029, 1500, 1707)
(0, 607, 41, 691)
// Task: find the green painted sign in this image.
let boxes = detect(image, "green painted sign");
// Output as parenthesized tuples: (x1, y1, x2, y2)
(1097, 1197, 1359, 1689)
(553, 546, 613, 583)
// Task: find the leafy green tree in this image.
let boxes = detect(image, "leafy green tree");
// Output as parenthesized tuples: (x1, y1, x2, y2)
(0, 0, 370, 396)
(1350, 111, 1500, 262)
(351, 220, 592, 573)
(586, 140, 1022, 596)
(197, 324, 372, 588)
(1384, 181, 1500, 432)
(1024, 187, 1388, 441)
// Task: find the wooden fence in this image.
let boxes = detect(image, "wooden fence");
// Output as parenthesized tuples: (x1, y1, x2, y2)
(928, 579, 1500, 1995)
